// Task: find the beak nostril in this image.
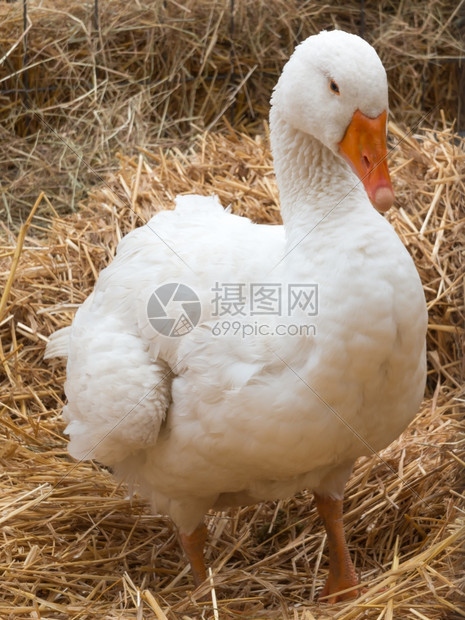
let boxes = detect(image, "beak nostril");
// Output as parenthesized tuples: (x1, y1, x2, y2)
(362, 155, 371, 172)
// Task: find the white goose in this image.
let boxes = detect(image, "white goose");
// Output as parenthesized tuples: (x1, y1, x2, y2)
(46, 30, 427, 602)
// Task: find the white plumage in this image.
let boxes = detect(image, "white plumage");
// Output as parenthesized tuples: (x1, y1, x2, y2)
(46, 30, 426, 600)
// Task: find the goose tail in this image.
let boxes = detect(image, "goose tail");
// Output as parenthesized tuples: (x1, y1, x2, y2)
(44, 326, 71, 359)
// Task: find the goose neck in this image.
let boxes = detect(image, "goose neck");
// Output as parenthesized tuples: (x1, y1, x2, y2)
(270, 111, 367, 240)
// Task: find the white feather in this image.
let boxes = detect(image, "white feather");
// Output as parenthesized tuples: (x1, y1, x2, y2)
(44, 326, 71, 358)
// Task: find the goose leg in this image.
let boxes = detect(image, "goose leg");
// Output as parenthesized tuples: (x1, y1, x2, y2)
(180, 523, 208, 588)
(314, 493, 358, 603)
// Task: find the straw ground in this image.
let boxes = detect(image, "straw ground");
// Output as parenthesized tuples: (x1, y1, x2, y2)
(1, 122, 464, 618)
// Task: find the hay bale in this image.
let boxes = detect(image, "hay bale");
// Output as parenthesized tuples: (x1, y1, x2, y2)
(0, 0, 462, 221)
(0, 120, 463, 617)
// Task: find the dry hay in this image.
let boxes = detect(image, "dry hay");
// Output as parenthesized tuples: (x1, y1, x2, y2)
(0, 0, 463, 222)
(0, 118, 464, 618)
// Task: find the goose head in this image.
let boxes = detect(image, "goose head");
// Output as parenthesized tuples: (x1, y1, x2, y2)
(271, 30, 394, 213)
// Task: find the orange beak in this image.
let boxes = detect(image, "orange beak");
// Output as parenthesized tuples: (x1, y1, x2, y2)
(338, 109, 394, 213)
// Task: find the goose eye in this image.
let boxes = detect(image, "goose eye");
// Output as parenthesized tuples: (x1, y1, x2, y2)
(329, 79, 340, 95)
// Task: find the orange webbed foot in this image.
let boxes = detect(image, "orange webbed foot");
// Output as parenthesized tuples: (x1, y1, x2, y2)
(318, 571, 359, 603)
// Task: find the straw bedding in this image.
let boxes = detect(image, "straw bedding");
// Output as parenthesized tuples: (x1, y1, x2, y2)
(1, 122, 464, 618)
(1, 0, 464, 618)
